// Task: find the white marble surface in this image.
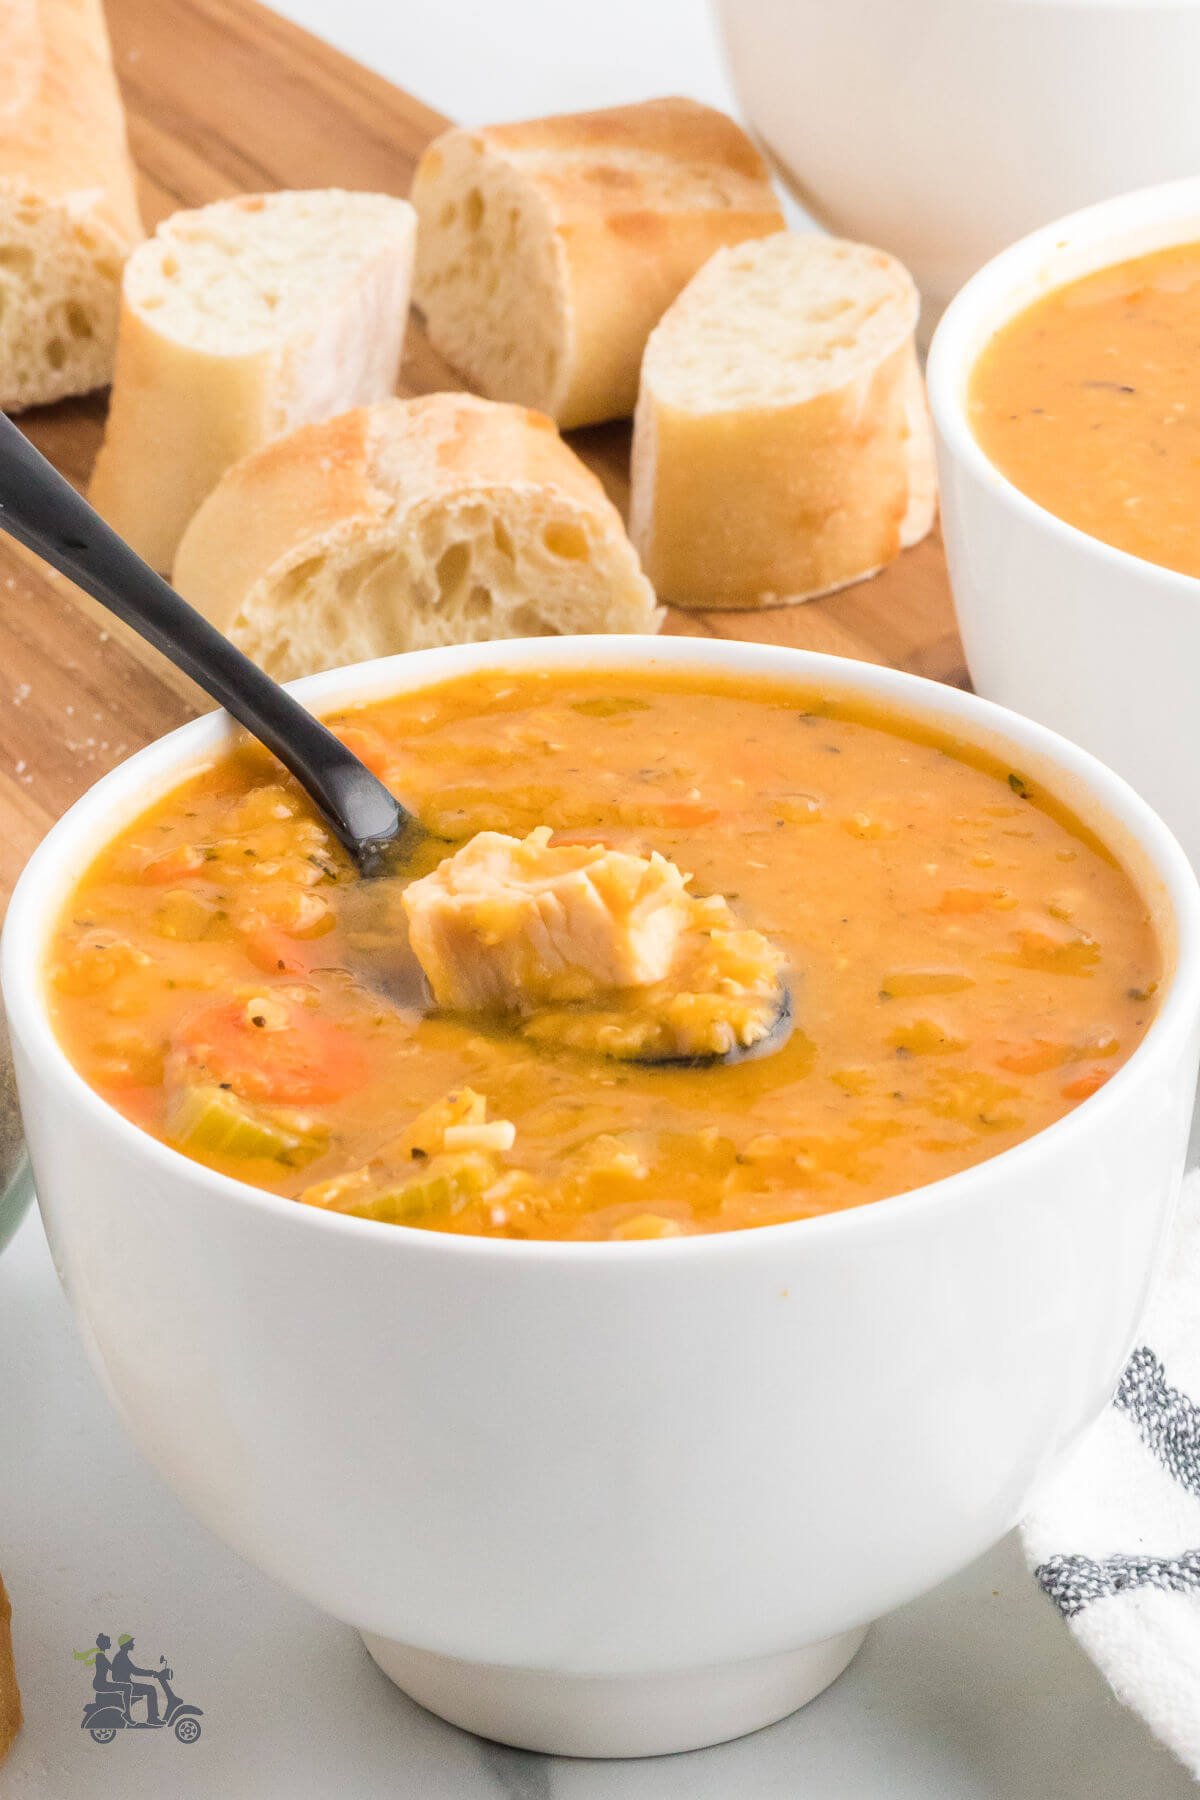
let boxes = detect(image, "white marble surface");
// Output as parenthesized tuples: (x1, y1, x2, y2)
(0, 1, 1193, 1794)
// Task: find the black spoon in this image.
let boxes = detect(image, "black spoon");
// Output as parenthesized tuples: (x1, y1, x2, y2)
(0, 415, 790, 1067)
(0, 412, 419, 876)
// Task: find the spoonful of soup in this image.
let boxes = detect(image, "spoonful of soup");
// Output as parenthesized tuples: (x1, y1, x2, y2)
(0, 416, 788, 1067)
(398, 827, 790, 1066)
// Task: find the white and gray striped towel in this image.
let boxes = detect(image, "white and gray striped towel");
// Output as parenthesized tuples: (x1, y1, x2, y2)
(1021, 1167, 1200, 1778)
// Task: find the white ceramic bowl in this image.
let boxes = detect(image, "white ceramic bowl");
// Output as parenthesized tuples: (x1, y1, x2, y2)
(5, 636, 1199, 1758)
(928, 174, 1200, 872)
(715, 0, 1200, 325)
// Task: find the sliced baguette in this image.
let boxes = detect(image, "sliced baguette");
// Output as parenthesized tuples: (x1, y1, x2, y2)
(630, 233, 937, 609)
(411, 97, 784, 430)
(0, 0, 142, 410)
(173, 393, 661, 680)
(89, 190, 417, 571)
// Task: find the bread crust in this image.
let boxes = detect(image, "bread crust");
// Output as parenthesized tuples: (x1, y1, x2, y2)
(0, 0, 142, 408)
(635, 352, 913, 608)
(0, 1574, 21, 1765)
(0, 0, 141, 248)
(412, 98, 784, 429)
(477, 99, 774, 184)
(173, 393, 660, 667)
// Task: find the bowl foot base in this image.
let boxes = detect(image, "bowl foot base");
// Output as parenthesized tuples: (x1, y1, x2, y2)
(360, 1623, 868, 1758)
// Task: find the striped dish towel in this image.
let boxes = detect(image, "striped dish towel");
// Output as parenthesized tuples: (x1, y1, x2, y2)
(1021, 1168, 1200, 1777)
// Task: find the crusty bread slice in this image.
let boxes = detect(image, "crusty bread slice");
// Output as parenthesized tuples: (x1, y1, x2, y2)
(89, 190, 417, 572)
(629, 233, 937, 609)
(0, 0, 142, 411)
(411, 98, 784, 431)
(173, 393, 661, 679)
(0, 1574, 20, 1764)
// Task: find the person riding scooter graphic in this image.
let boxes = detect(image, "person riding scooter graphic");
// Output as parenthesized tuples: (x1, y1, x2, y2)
(111, 1633, 160, 1725)
(75, 1632, 203, 1743)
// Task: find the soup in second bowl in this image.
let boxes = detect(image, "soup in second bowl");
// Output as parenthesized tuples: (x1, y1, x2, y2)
(969, 240, 1200, 576)
(47, 669, 1159, 1240)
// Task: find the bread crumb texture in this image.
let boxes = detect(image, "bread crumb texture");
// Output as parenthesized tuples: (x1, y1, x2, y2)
(412, 98, 784, 427)
(173, 393, 661, 680)
(123, 189, 414, 358)
(642, 233, 917, 414)
(0, 187, 127, 407)
(0, 0, 142, 409)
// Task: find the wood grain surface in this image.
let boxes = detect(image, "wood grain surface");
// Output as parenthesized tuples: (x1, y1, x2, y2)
(0, 0, 965, 910)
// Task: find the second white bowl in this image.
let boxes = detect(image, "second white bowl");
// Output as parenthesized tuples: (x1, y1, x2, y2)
(928, 174, 1200, 872)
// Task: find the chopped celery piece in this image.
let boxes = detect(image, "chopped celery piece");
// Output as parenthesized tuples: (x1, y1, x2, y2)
(169, 1083, 328, 1167)
(301, 1150, 496, 1224)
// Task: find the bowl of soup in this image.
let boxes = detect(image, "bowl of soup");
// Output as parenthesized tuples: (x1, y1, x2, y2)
(928, 175, 1200, 869)
(4, 635, 1198, 1758)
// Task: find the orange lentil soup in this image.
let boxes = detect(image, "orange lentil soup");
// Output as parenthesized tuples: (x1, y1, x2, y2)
(970, 241, 1200, 576)
(48, 669, 1160, 1240)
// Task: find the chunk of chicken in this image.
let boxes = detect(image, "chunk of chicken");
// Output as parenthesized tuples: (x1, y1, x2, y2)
(402, 827, 694, 1012)
(403, 828, 788, 1063)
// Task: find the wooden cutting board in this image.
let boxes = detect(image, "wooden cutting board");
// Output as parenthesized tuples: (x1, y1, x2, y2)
(0, 0, 965, 906)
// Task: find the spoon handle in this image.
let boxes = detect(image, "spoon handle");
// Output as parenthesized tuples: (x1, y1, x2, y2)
(0, 413, 410, 865)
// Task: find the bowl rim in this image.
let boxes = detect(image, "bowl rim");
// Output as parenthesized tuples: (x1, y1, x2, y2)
(5, 632, 1199, 1263)
(926, 170, 1200, 593)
